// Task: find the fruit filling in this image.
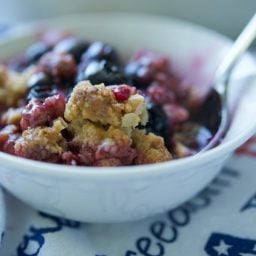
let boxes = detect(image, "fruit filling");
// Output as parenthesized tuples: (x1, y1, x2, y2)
(0, 30, 216, 166)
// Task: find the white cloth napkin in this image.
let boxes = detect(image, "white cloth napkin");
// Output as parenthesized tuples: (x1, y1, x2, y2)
(0, 137, 256, 256)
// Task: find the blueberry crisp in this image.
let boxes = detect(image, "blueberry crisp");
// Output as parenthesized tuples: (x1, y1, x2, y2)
(0, 31, 215, 166)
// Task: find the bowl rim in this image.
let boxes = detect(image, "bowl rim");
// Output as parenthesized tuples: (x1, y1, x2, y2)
(0, 12, 256, 178)
(0, 12, 237, 43)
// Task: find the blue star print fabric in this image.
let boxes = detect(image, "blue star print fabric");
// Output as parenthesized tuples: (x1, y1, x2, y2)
(0, 136, 255, 256)
(205, 233, 256, 256)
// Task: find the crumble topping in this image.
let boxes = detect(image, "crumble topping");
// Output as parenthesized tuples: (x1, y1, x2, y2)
(14, 118, 67, 162)
(0, 65, 27, 107)
(132, 129, 172, 164)
(65, 81, 148, 130)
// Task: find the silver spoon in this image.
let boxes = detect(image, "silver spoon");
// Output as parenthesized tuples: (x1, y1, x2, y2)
(199, 13, 256, 151)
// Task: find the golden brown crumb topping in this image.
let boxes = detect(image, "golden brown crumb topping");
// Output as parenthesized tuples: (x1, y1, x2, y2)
(65, 81, 148, 130)
(0, 65, 28, 107)
(132, 129, 172, 164)
(14, 118, 67, 162)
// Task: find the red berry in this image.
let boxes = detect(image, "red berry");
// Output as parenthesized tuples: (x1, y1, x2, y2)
(20, 99, 49, 130)
(147, 81, 175, 105)
(62, 151, 80, 165)
(110, 85, 132, 102)
(20, 93, 65, 130)
(39, 51, 77, 84)
(3, 134, 18, 155)
(44, 93, 65, 119)
(163, 103, 189, 125)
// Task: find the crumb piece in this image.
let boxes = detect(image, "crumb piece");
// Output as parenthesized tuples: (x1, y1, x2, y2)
(94, 126, 136, 165)
(1, 107, 23, 126)
(69, 120, 136, 166)
(14, 117, 67, 162)
(64, 81, 148, 130)
(172, 142, 195, 158)
(132, 129, 172, 164)
(0, 124, 20, 154)
(70, 120, 106, 145)
(0, 65, 28, 107)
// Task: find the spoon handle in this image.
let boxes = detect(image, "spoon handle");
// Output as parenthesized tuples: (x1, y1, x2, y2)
(215, 13, 256, 81)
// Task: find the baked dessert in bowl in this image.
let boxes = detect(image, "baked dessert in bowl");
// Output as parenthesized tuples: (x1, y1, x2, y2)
(0, 13, 255, 222)
(0, 32, 218, 166)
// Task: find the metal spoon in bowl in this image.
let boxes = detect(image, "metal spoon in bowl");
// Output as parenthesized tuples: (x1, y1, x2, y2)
(196, 13, 256, 151)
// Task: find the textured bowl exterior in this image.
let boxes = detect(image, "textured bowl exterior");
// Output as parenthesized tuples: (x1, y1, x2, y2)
(0, 13, 255, 222)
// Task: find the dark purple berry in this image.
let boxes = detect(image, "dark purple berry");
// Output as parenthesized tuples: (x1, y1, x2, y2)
(146, 103, 168, 137)
(28, 72, 52, 89)
(27, 84, 55, 102)
(124, 61, 153, 88)
(76, 60, 125, 85)
(194, 89, 222, 133)
(124, 51, 169, 89)
(54, 38, 89, 63)
(139, 101, 169, 145)
(26, 42, 51, 64)
(27, 72, 54, 102)
(81, 41, 119, 64)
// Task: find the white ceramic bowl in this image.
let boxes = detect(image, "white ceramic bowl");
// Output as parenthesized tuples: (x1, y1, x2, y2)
(0, 13, 255, 223)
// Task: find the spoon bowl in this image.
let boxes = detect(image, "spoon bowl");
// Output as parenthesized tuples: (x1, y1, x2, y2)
(199, 13, 256, 151)
(0, 13, 256, 222)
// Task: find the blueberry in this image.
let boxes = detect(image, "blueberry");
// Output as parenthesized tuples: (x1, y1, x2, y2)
(76, 60, 125, 85)
(27, 72, 54, 102)
(81, 41, 119, 64)
(139, 101, 169, 144)
(26, 42, 51, 64)
(124, 61, 153, 89)
(27, 84, 55, 102)
(28, 72, 52, 89)
(54, 38, 89, 63)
